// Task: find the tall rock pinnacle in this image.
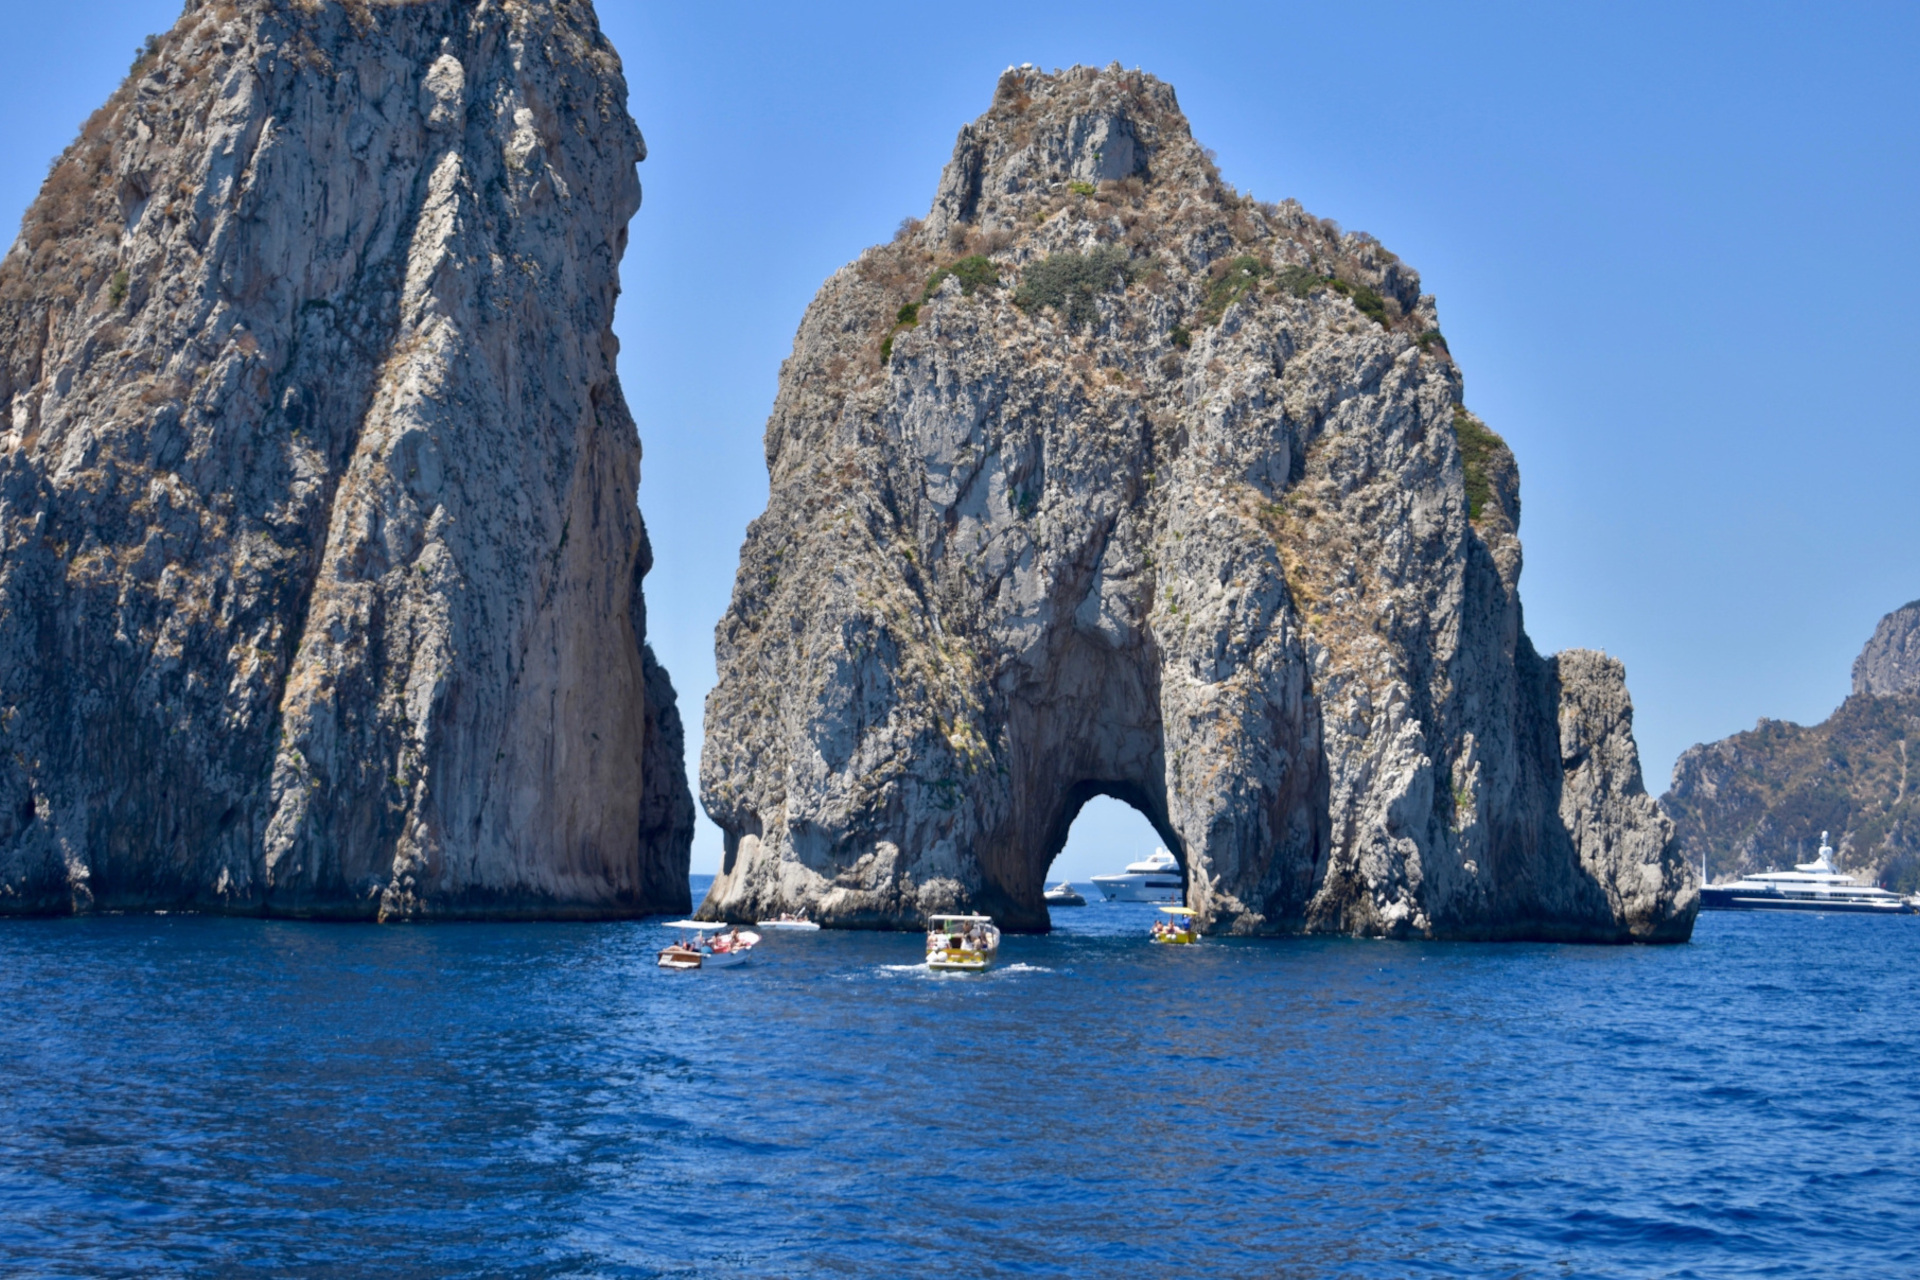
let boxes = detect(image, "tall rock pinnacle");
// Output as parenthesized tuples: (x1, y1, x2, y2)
(0, 0, 692, 917)
(699, 64, 1695, 940)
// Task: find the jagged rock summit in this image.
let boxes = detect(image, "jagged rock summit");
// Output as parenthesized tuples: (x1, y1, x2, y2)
(700, 64, 1695, 940)
(0, 0, 693, 917)
(1852, 600, 1920, 698)
(1667, 600, 1920, 892)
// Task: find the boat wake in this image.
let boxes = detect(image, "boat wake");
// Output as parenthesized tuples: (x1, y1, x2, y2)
(874, 962, 1054, 977)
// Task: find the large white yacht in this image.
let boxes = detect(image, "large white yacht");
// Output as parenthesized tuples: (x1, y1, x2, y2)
(1091, 847, 1184, 903)
(1699, 832, 1914, 914)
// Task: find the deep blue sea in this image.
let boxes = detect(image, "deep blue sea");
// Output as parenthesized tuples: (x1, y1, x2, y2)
(2, 877, 1917, 1278)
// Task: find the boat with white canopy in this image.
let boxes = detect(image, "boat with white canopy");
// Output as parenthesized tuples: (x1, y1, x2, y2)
(657, 921, 761, 970)
(925, 914, 1000, 972)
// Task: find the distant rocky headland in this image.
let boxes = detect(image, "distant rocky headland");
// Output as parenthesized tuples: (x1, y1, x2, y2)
(1665, 602, 1920, 894)
(0, 0, 692, 917)
(698, 64, 1697, 940)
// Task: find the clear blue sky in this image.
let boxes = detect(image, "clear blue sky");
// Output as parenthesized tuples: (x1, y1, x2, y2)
(6, 1, 1917, 879)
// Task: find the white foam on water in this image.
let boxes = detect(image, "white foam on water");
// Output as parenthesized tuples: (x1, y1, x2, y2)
(870, 962, 1055, 978)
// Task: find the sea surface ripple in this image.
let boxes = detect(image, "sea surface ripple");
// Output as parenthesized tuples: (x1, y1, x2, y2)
(2, 880, 1917, 1277)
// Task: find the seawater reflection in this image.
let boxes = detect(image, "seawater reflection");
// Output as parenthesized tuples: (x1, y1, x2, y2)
(1, 881, 1916, 1277)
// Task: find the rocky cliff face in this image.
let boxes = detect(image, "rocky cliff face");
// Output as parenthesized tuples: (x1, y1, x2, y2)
(1852, 600, 1920, 698)
(0, 0, 692, 917)
(699, 65, 1694, 940)
(1667, 603, 1920, 893)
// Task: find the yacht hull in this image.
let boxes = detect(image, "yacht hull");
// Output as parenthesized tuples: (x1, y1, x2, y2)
(1700, 888, 1913, 914)
(1090, 876, 1183, 903)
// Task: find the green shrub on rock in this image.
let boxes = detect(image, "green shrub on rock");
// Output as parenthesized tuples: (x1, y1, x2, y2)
(882, 257, 1004, 365)
(1014, 245, 1137, 330)
(1453, 406, 1506, 524)
(922, 255, 1000, 301)
(1275, 264, 1325, 298)
(1200, 255, 1269, 325)
(1327, 277, 1390, 327)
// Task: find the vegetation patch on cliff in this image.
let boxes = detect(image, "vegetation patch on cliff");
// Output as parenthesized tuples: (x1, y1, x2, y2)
(1014, 245, 1137, 330)
(1274, 264, 1326, 298)
(1453, 407, 1506, 525)
(1199, 255, 1269, 326)
(1326, 276, 1391, 328)
(882, 255, 1003, 363)
(923, 254, 1000, 300)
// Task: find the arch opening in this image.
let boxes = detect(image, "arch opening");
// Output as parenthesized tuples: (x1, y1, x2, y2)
(976, 782, 1181, 930)
(1041, 783, 1184, 885)
(1042, 789, 1185, 909)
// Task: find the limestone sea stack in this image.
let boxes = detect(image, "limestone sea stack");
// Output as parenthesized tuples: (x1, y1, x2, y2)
(0, 0, 692, 917)
(700, 65, 1695, 940)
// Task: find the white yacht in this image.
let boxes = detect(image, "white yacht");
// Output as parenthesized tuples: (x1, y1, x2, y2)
(1699, 832, 1914, 914)
(1091, 847, 1184, 903)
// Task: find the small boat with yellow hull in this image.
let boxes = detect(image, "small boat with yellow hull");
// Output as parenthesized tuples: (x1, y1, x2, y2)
(1150, 905, 1199, 944)
(926, 914, 1000, 972)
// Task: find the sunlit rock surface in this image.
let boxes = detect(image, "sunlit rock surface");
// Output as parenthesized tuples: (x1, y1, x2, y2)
(1852, 600, 1920, 699)
(699, 64, 1694, 940)
(0, 0, 692, 918)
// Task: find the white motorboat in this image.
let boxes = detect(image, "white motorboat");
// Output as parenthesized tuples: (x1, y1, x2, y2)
(926, 914, 1000, 972)
(1043, 881, 1087, 907)
(657, 921, 762, 969)
(1090, 847, 1184, 902)
(1699, 833, 1914, 914)
(755, 913, 821, 931)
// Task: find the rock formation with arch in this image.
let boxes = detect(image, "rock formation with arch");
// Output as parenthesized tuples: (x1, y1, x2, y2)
(700, 64, 1695, 940)
(0, 0, 692, 917)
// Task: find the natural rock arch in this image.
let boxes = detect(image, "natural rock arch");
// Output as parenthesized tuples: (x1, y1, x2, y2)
(699, 64, 1693, 941)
